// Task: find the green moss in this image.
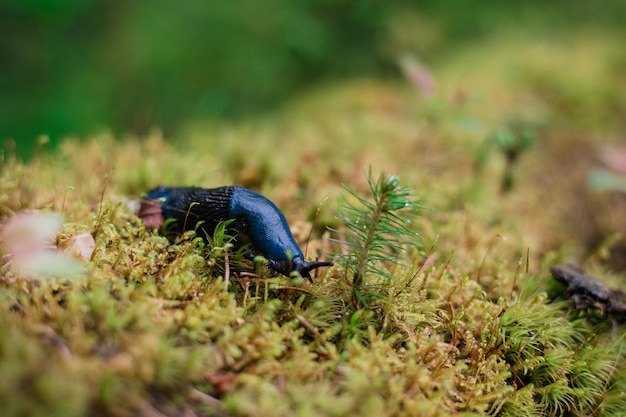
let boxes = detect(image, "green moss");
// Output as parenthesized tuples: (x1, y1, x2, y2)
(2, 29, 626, 416)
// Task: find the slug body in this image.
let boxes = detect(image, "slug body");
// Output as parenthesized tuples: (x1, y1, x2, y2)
(139, 186, 332, 279)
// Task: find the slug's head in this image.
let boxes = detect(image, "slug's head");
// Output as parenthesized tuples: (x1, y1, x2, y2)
(229, 188, 332, 280)
(268, 257, 333, 281)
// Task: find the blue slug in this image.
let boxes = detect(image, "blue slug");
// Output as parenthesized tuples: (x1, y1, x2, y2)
(138, 186, 332, 280)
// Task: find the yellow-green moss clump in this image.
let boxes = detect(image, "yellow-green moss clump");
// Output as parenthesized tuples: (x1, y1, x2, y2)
(2, 31, 626, 416)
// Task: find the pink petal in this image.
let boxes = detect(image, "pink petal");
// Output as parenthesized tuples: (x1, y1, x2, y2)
(59, 233, 95, 260)
(598, 146, 626, 176)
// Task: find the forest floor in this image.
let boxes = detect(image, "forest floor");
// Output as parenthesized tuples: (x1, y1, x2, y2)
(1, 30, 626, 416)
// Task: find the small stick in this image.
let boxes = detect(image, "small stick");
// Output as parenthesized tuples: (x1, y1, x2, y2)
(223, 251, 230, 292)
(188, 388, 224, 410)
(297, 314, 321, 338)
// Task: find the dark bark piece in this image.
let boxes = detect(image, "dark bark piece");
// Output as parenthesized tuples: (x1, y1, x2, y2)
(551, 263, 626, 317)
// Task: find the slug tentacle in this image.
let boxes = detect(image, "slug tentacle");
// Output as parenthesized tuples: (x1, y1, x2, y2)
(139, 185, 332, 280)
(269, 258, 334, 280)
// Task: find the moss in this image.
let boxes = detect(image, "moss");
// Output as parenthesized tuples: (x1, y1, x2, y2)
(2, 30, 626, 416)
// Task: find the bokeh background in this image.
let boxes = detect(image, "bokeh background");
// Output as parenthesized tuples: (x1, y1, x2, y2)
(2, 0, 626, 159)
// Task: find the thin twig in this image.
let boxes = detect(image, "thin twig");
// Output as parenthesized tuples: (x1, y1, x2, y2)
(297, 314, 322, 338)
(275, 285, 314, 296)
(188, 388, 224, 410)
(223, 251, 230, 292)
(96, 168, 114, 222)
(394, 236, 438, 297)
(304, 197, 328, 257)
(61, 186, 74, 216)
(475, 234, 502, 284)
(139, 400, 169, 417)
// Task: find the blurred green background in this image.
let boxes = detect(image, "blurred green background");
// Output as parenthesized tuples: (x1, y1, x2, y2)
(2, 0, 625, 160)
